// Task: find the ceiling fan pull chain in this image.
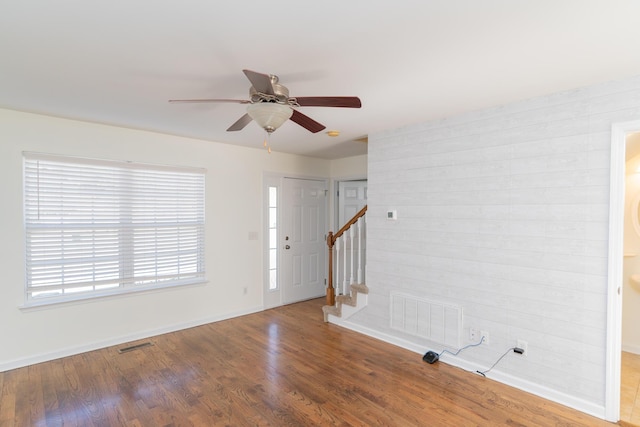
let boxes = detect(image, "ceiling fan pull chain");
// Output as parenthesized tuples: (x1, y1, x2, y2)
(264, 132, 272, 154)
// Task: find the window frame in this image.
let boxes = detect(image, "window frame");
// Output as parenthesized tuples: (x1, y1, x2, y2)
(22, 152, 206, 307)
(267, 185, 278, 291)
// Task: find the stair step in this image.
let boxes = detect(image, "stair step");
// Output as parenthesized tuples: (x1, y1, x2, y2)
(323, 283, 368, 322)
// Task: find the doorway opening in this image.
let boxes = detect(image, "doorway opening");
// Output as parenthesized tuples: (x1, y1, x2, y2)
(607, 120, 640, 422)
(618, 130, 640, 424)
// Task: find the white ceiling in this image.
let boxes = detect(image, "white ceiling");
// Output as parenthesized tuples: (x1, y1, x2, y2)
(2, 1, 640, 159)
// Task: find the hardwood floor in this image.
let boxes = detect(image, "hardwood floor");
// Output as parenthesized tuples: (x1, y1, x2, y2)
(621, 351, 640, 425)
(0, 298, 622, 426)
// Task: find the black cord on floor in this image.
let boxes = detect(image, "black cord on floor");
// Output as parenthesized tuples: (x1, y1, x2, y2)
(476, 347, 516, 377)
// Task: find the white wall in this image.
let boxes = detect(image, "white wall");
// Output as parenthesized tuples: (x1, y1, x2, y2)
(330, 154, 367, 178)
(353, 75, 640, 417)
(0, 108, 334, 371)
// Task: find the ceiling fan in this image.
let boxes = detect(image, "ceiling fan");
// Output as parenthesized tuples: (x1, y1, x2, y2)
(169, 69, 362, 134)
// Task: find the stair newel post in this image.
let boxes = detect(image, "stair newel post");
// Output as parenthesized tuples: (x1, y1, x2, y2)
(326, 231, 335, 306)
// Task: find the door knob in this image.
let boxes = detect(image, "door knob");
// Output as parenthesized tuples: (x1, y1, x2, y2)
(285, 245, 291, 250)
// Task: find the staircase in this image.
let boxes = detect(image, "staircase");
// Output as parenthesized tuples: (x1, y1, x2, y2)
(323, 283, 368, 322)
(323, 206, 367, 323)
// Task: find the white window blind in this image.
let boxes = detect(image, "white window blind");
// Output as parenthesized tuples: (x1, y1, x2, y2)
(23, 153, 205, 304)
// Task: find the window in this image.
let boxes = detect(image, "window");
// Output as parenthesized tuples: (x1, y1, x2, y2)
(268, 186, 278, 290)
(23, 153, 205, 305)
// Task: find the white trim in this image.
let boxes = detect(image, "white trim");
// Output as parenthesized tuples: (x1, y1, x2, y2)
(622, 343, 640, 355)
(606, 120, 640, 421)
(1, 304, 263, 373)
(19, 280, 208, 311)
(331, 318, 606, 420)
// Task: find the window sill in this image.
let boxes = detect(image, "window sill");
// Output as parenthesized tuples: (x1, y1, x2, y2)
(19, 280, 208, 312)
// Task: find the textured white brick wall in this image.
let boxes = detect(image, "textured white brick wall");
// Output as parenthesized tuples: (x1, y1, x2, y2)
(358, 75, 640, 410)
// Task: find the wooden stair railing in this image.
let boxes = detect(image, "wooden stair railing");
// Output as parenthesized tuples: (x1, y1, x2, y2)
(326, 205, 367, 306)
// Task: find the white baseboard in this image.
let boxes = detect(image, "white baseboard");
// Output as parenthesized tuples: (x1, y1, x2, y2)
(622, 343, 640, 355)
(0, 305, 264, 373)
(331, 319, 606, 421)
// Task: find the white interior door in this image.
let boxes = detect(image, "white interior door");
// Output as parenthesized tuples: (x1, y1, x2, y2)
(337, 180, 368, 288)
(281, 178, 327, 304)
(338, 180, 367, 226)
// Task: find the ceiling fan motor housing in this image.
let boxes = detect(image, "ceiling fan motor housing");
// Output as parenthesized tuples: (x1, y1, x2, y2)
(249, 79, 290, 104)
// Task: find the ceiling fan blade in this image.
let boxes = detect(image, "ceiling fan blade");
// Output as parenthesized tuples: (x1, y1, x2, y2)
(242, 69, 275, 95)
(226, 113, 253, 131)
(169, 98, 250, 104)
(290, 110, 326, 133)
(295, 96, 362, 108)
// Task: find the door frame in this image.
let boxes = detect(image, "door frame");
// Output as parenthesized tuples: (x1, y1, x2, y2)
(606, 119, 640, 421)
(263, 173, 329, 309)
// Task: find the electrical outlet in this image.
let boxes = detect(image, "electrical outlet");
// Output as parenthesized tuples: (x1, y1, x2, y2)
(516, 339, 528, 356)
(481, 331, 489, 345)
(469, 327, 478, 342)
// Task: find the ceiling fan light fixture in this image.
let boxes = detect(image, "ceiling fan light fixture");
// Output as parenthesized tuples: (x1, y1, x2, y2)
(247, 102, 293, 133)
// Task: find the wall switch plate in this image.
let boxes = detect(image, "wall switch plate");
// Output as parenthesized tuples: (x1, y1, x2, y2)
(387, 210, 397, 220)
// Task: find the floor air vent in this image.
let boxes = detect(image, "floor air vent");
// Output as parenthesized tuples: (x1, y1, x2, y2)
(118, 341, 153, 354)
(390, 292, 462, 348)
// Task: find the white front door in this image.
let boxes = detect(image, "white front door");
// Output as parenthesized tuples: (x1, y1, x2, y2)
(281, 178, 327, 304)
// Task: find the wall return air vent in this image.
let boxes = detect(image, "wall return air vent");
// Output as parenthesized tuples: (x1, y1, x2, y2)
(390, 292, 462, 348)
